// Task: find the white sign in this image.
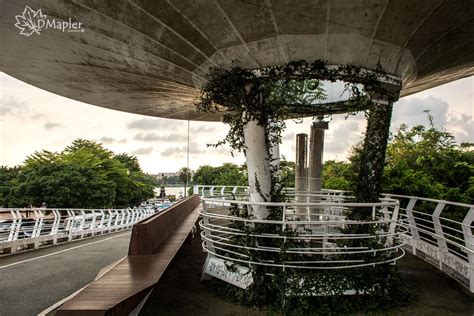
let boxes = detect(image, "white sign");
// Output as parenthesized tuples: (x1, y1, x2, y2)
(204, 256, 253, 289)
(14, 6, 84, 37)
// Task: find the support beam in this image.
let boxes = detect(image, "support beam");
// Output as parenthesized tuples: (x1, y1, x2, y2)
(308, 121, 328, 194)
(243, 117, 271, 220)
(355, 102, 393, 204)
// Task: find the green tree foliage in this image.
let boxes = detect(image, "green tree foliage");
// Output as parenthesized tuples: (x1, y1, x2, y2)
(322, 118, 473, 208)
(383, 122, 473, 204)
(0, 166, 20, 207)
(178, 167, 192, 184)
(323, 160, 353, 191)
(2, 139, 155, 208)
(192, 163, 247, 186)
(279, 159, 295, 188)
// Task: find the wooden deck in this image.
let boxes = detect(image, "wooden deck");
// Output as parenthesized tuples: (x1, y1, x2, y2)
(56, 196, 201, 315)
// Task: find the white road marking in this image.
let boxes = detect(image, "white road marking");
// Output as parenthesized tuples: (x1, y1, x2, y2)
(0, 232, 130, 269)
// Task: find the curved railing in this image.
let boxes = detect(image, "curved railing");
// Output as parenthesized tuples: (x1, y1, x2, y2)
(0, 208, 154, 255)
(193, 185, 346, 199)
(199, 194, 404, 272)
(194, 185, 474, 293)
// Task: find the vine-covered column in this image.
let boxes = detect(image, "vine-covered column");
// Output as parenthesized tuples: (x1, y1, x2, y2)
(355, 102, 393, 204)
(243, 115, 271, 220)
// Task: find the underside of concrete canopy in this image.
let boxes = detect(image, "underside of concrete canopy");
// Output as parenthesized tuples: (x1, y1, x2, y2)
(1, 0, 472, 121)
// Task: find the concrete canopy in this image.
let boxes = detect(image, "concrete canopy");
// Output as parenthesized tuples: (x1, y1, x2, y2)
(1, 0, 473, 121)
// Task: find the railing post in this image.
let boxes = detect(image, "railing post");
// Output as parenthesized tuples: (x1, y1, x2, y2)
(120, 210, 126, 229)
(387, 201, 399, 245)
(51, 210, 59, 244)
(202, 200, 214, 253)
(13, 210, 22, 241)
(91, 211, 97, 235)
(405, 198, 420, 247)
(32, 209, 40, 239)
(432, 202, 447, 269)
(80, 210, 86, 239)
(67, 210, 75, 241)
(8, 209, 17, 242)
(462, 207, 474, 293)
(114, 210, 120, 229)
(99, 210, 105, 233)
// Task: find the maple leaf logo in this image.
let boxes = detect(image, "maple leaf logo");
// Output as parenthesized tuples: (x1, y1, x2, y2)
(14, 6, 46, 36)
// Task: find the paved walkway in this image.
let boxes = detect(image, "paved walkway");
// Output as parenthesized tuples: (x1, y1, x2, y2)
(0, 231, 131, 316)
(141, 234, 474, 315)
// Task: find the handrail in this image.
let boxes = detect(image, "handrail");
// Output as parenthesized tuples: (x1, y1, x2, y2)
(195, 186, 474, 293)
(200, 195, 402, 272)
(0, 207, 154, 255)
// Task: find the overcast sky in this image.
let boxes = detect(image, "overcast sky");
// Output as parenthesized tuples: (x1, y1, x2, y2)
(0, 72, 472, 174)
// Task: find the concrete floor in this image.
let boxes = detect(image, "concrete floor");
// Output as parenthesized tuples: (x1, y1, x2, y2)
(0, 231, 131, 316)
(141, 234, 474, 316)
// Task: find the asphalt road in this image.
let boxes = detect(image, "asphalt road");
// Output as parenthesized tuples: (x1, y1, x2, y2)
(0, 231, 131, 316)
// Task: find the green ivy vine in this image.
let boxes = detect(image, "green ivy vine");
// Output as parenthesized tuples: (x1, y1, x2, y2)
(196, 59, 410, 312)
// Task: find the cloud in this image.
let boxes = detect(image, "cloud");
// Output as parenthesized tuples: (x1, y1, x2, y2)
(127, 118, 162, 130)
(99, 136, 116, 144)
(190, 125, 216, 133)
(30, 113, 46, 120)
(161, 141, 229, 158)
(324, 118, 364, 156)
(117, 138, 127, 143)
(130, 147, 153, 155)
(134, 132, 188, 142)
(0, 96, 28, 116)
(43, 121, 63, 130)
(392, 95, 473, 143)
(127, 118, 189, 131)
(447, 113, 474, 143)
(392, 96, 449, 129)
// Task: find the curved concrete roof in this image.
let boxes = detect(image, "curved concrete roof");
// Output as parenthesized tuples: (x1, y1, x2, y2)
(1, 0, 473, 121)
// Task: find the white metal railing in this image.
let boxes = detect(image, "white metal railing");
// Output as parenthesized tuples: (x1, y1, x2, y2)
(383, 194, 474, 292)
(194, 185, 474, 293)
(199, 193, 403, 273)
(193, 185, 346, 199)
(0, 207, 154, 255)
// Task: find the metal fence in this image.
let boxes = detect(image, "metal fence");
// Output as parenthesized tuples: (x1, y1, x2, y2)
(383, 193, 474, 292)
(194, 185, 474, 293)
(0, 208, 154, 255)
(200, 195, 404, 271)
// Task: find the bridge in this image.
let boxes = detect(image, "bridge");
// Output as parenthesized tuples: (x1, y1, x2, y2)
(0, 187, 472, 314)
(1, 0, 472, 314)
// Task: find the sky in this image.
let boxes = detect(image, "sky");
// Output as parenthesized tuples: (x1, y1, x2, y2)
(0, 73, 472, 174)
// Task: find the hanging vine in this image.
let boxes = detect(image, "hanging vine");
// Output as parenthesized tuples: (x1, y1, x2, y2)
(196, 59, 410, 312)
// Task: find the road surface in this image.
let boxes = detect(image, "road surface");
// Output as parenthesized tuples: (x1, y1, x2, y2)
(0, 231, 131, 316)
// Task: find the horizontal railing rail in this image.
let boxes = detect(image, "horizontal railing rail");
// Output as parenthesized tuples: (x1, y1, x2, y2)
(199, 195, 403, 272)
(0, 207, 154, 255)
(194, 186, 473, 293)
(382, 193, 474, 292)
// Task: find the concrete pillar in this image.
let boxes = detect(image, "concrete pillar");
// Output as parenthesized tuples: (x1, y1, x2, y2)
(295, 133, 308, 219)
(308, 121, 328, 194)
(295, 134, 308, 193)
(243, 117, 271, 220)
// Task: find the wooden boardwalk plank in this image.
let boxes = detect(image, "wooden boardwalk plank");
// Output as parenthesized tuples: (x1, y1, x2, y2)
(57, 196, 201, 315)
